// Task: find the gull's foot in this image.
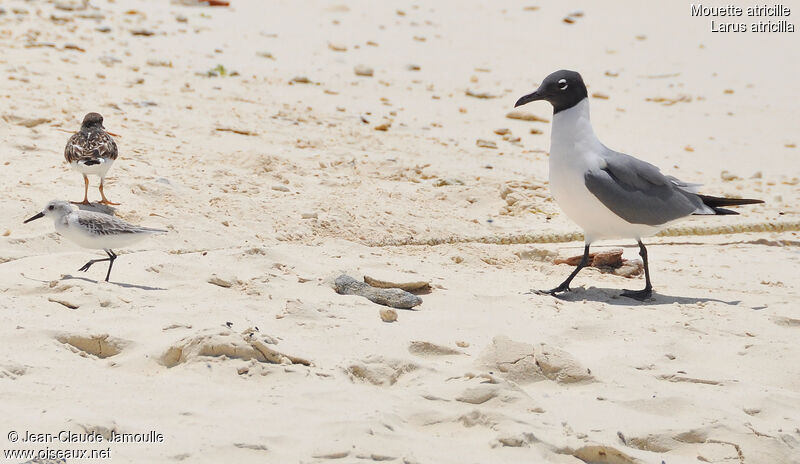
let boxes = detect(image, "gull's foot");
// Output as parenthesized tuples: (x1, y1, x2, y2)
(532, 283, 571, 296)
(621, 288, 653, 301)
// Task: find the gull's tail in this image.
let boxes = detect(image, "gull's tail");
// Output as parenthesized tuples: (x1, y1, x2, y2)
(696, 194, 764, 216)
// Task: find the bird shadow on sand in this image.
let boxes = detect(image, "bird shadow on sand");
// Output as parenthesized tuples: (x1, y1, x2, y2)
(60, 274, 166, 291)
(532, 286, 741, 306)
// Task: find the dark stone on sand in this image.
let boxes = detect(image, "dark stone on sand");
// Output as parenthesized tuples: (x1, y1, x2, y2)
(334, 274, 422, 309)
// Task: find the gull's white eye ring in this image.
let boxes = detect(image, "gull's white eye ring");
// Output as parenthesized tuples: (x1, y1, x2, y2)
(558, 79, 568, 90)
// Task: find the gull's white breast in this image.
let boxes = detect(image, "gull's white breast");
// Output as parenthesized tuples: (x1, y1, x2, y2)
(548, 99, 659, 242)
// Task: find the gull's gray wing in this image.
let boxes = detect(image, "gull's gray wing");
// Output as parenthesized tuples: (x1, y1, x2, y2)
(76, 211, 166, 236)
(584, 150, 706, 225)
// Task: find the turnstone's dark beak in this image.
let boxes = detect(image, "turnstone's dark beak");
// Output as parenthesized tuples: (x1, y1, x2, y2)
(514, 90, 543, 107)
(24, 212, 44, 224)
(105, 129, 121, 137)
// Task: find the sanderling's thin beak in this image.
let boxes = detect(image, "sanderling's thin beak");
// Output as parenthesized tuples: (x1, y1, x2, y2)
(514, 90, 543, 107)
(24, 212, 44, 224)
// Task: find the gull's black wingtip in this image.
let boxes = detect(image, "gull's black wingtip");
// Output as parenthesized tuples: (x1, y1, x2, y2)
(699, 194, 764, 207)
(698, 194, 764, 215)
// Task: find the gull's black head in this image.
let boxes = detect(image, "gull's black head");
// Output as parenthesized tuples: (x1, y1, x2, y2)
(514, 70, 588, 114)
(81, 112, 105, 129)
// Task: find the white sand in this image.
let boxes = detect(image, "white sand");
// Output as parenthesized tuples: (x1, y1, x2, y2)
(1, 1, 798, 463)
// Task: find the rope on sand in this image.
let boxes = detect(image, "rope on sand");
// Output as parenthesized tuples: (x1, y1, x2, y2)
(365, 220, 800, 247)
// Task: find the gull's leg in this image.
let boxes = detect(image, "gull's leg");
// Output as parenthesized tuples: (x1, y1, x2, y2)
(71, 175, 91, 205)
(536, 243, 591, 295)
(621, 240, 653, 301)
(78, 249, 113, 276)
(104, 249, 117, 282)
(98, 178, 120, 206)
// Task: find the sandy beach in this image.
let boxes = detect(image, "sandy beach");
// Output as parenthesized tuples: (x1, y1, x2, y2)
(1, 0, 799, 463)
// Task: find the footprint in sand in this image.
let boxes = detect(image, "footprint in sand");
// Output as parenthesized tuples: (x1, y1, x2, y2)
(55, 333, 128, 359)
(621, 427, 751, 464)
(570, 445, 639, 464)
(345, 355, 420, 386)
(476, 335, 594, 385)
(0, 364, 27, 380)
(408, 340, 464, 357)
(161, 327, 311, 368)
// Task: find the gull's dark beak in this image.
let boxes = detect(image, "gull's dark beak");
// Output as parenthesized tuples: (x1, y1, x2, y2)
(24, 212, 44, 224)
(514, 90, 544, 108)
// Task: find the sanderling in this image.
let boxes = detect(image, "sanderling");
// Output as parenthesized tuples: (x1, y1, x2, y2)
(64, 112, 120, 205)
(24, 200, 167, 282)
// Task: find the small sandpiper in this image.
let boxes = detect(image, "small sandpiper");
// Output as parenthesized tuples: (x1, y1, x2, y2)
(24, 200, 167, 282)
(64, 112, 120, 205)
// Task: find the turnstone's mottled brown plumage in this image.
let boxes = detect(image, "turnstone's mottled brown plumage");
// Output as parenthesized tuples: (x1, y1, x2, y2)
(64, 112, 119, 205)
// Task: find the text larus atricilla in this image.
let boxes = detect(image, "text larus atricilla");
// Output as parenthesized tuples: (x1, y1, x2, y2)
(514, 70, 763, 300)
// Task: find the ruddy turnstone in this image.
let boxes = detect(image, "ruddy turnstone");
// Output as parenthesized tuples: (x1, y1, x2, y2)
(24, 200, 167, 282)
(64, 112, 120, 205)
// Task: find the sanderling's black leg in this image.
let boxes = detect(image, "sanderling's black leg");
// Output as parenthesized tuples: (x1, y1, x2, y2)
(536, 243, 591, 296)
(621, 240, 653, 301)
(104, 249, 117, 282)
(78, 249, 116, 281)
(78, 255, 112, 273)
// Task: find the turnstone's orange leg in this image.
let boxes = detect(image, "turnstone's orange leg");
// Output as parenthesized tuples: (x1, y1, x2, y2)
(71, 175, 91, 205)
(98, 179, 120, 206)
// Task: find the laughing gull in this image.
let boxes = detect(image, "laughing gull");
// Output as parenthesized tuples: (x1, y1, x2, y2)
(514, 70, 763, 300)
